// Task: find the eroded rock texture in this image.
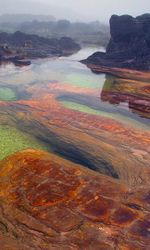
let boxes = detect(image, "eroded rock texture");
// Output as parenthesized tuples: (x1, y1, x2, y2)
(0, 78, 149, 249)
(82, 14, 150, 72)
(0, 82, 149, 187)
(0, 149, 150, 250)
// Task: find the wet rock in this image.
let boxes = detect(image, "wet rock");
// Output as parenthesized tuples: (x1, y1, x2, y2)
(0, 82, 150, 187)
(0, 31, 80, 65)
(101, 76, 150, 119)
(81, 14, 150, 72)
(0, 149, 149, 249)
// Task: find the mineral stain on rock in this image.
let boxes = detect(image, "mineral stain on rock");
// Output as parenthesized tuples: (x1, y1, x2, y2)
(0, 38, 149, 249)
(110, 206, 139, 225)
(0, 149, 149, 249)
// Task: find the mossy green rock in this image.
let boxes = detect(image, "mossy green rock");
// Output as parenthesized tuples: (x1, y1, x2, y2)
(0, 125, 49, 160)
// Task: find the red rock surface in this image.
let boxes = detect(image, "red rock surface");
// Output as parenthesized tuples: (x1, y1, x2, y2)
(101, 77, 150, 119)
(0, 78, 149, 249)
(86, 64, 150, 81)
(0, 149, 149, 249)
(0, 82, 150, 186)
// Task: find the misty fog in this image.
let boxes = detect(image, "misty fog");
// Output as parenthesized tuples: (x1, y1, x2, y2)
(1, 0, 150, 22)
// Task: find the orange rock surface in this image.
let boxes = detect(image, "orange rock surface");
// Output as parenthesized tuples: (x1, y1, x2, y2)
(101, 77, 150, 119)
(8, 82, 150, 186)
(86, 63, 150, 81)
(0, 78, 149, 249)
(0, 149, 149, 250)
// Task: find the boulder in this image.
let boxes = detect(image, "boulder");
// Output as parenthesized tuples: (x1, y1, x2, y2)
(0, 149, 150, 249)
(82, 14, 150, 71)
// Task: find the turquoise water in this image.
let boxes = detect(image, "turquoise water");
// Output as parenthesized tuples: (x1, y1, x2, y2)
(0, 87, 16, 101)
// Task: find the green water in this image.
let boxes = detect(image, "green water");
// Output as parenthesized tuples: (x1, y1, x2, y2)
(65, 73, 102, 89)
(62, 101, 103, 115)
(0, 87, 16, 101)
(0, 125, 49, 160)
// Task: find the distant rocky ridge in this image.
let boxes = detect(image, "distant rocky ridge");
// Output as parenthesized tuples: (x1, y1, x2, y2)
(82, 14, 150, 71)
(0, 15, 109, 47)
(0, 14, 56, 23)
(0, 31, 80, 65)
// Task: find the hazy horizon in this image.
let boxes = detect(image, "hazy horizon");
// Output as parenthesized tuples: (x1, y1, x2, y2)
(1, 0, 150, 23)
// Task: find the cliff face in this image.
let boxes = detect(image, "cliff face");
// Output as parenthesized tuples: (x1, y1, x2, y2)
(82, 14, 150, 71)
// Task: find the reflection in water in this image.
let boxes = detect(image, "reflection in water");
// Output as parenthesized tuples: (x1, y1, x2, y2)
(101, 75, 150, 120)
(1, 47, 149, 129)
(0, 47, 149, 180)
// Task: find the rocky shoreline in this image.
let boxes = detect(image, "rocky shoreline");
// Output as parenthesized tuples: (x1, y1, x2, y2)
(0, 49, 149, 249)
(83, 63, 150, 81)
(0, 31, 80, 66)
(81, 14, 150, 75)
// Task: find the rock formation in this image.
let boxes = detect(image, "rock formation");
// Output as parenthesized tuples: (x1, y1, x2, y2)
(82, 14, 150, 71)
(0, 149, 150, 249)
(0, 42, 150, 247)
(0, 31, 80, 65)
(0, 77, 149, 248)
(0, 81, 150, 186)
(101, 76, 150, 119)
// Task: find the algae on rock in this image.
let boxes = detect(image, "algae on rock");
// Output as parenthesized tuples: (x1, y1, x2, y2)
(0, 125, 50, 160)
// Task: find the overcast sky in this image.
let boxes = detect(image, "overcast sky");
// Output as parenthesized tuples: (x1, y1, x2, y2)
(1, 0, 150, 22)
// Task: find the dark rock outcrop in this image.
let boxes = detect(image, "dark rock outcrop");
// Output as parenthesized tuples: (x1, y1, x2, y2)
(82, 14, 150, 71)
(0, 31, 80, 65)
